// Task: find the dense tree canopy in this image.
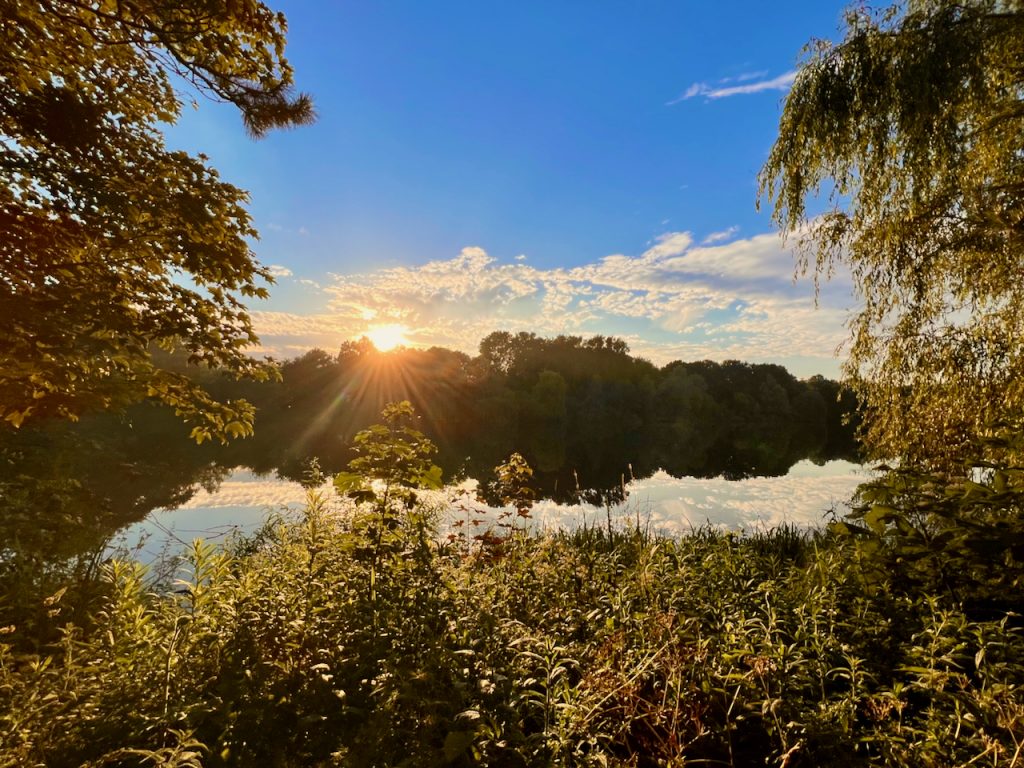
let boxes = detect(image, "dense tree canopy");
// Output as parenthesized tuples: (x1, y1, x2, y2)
(759, 0, 1024, 466)
(0, 0, 313, 441)
(149, 334, 859, 494)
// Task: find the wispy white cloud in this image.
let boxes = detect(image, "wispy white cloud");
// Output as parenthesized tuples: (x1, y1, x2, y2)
(263, 222, 309, 237)
(702, 226, 739, 245)
(249, 230, 852, 375)
(733, 70, 769, 83)
(266, 265, 293, 278)
(668, 70, 797, 104)
(642, 231, 693, 260)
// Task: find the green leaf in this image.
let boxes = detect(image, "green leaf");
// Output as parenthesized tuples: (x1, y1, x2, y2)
(418, 464, 444, 490)
(333, 472, 366, 494)
(865, 504, 898, 534)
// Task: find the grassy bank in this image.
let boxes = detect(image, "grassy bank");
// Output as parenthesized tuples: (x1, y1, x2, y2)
(2, 488, 1022, 767)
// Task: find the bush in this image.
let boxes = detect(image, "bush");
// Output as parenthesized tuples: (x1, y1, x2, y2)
(3, 407, 1022, 765)
(3, 499, 1024, 766)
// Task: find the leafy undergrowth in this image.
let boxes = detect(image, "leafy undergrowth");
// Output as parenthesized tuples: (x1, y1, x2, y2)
(2, 492, 1023, 768)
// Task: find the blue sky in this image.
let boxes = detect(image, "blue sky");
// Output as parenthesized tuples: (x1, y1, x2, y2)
(169, 1, 855, 377)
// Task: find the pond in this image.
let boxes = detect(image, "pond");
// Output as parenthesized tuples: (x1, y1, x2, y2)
(119, 459, 867, 564)
(1, 396, 865, 569)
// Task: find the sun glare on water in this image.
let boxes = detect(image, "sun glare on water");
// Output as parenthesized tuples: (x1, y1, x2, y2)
(365, 324, 410, 351)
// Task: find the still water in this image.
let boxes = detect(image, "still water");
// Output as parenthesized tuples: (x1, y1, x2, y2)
(121, 459, 867, 563)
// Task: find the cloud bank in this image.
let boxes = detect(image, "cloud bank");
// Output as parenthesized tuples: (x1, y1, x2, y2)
(251, 229, 852, 375)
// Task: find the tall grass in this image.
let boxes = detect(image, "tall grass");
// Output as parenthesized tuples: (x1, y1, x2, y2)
(2, 488, 1022, 766)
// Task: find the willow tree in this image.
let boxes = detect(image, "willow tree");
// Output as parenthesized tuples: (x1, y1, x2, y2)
(0, 1, 313, 442)
(759, 0, 1024, 467)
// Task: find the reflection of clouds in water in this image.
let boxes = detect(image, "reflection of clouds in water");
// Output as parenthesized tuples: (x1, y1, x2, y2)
(176, 472, 330, 510)
(120, 472, 336, 564)
(174, 474, 474, 514)
(123, 461, 867, 563)
(615, 462, 866, 533)
(447, 460, 866, 535)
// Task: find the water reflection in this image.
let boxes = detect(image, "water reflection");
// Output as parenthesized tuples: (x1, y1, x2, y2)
(121, 460, 866, 564)
(525, 460, 865, 533)
(1, 394, 861, 568)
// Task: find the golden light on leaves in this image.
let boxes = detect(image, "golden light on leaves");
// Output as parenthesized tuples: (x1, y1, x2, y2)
(365, 324, 410, 351)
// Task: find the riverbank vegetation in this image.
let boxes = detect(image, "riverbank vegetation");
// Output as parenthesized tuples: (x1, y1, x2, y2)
(2, 407, 1023, 767)
(3, 482, 1023, 766)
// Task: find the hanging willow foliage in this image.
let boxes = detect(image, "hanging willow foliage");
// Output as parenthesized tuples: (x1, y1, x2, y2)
(759, 0, 1024, 467)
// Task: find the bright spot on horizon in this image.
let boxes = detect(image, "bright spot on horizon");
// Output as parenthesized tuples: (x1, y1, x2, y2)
(364, 324, 410, 351)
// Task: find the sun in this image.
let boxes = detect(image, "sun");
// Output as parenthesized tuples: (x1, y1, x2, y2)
(364, 323, 410, 351)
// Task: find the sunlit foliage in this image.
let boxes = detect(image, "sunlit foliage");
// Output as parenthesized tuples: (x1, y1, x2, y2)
(760, 0, 1024, 467)
(4, 497, 1024, 766)
(2, 404, 1021, 766)
(0, 0, 313, 441)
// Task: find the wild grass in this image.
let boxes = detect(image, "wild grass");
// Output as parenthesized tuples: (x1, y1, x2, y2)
(2, 489, 1022, 767)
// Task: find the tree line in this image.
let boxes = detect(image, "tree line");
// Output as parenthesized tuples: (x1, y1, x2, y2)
(0, 332, 858, 565)
(205, 331, 859, 498)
